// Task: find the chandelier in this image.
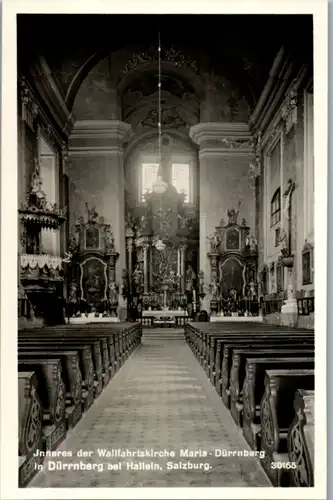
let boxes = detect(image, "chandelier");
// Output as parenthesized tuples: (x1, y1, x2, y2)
(152, 32, 168, 196)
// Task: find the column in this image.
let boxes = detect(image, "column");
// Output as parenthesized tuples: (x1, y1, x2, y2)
(142, 243, 149, 295)
(189, 122, 255, 290)
(180, 244, 187, 293)
(69, 120, 132, 284)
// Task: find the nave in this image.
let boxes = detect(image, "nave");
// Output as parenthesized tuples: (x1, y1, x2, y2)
(28, 328, 271, 488)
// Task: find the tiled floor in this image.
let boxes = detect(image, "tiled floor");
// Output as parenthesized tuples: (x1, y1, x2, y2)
(29, 329, 271, 488)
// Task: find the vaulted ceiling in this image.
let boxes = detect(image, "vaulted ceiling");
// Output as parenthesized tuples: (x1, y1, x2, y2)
(17, 14, 313, 114)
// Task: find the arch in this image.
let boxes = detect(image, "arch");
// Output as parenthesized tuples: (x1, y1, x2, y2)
(65, 48, 110, 110)
(117, 61, 205, 100)
(124, 128, 198, 164)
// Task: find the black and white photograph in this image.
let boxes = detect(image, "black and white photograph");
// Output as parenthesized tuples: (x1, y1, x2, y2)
(0, 1, 328, 499)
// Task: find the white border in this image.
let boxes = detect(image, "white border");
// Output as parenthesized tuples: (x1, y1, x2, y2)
(1, 1, 327, 499)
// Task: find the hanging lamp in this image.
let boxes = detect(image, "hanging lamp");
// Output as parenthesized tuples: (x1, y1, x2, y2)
(152, 32, 168, 196)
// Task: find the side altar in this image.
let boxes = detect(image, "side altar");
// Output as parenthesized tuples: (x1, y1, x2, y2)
(206, 207, 259, 317)
(64, 204, 121, 322)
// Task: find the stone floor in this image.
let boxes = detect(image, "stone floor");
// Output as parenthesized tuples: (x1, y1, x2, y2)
(29, 329, 271, 488)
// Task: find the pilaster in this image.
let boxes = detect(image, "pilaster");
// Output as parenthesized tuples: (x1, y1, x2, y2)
(68, 120, 132, 283)
(189, 122, 255, 287)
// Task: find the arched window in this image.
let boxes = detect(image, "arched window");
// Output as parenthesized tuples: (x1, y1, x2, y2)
(171, 163, 190, 203)
(271, 188, 281, 226)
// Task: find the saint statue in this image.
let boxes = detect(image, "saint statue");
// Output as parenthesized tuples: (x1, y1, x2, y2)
(230, 287, 238, 303)
(68, 281, 78, 303)
(105, 228, 115, 252)
(186, 265, 196, 292)
(132, 264, 143, 293)
(108, 281, 119, 305)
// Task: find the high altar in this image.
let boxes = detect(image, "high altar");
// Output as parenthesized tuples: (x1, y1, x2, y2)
(125, 178, 199, 319)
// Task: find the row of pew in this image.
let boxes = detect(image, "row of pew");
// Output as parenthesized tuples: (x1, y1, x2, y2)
(184, 322, 315, 488)
(17, 322, 142, 487)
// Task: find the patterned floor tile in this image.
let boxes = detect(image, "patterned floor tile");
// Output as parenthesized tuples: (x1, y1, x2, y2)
(29, 329, 271, 488)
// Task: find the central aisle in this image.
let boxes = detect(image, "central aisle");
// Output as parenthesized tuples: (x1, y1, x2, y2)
(30, 329, 271, 488)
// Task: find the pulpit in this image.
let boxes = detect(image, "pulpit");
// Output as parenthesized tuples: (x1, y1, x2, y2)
(66, 204, 119, 318)
(206, 207, 259, 316)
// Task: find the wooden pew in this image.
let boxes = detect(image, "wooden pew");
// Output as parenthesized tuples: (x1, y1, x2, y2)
(18, 350, 83, 429)
(185, 323, 314, 377)
(21, 322, 142, 375)
(260, 369, 314, 487)
(216, 336, 314, 404)
(18, 341, 96, 408)
(19, 335, 104, 396)
(18, 359, 67, 452)
(207, 327, 314, 378)
(18, 371, 44, 487)
(287, 388, 314, 487)
(228, 346, 315, 425)
(242, 357, 314, 452)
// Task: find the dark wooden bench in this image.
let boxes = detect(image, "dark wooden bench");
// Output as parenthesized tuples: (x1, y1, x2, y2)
(228, 346, 315, 425)
(18, 349, 83, 429)
(19, 335, 104, 396)
(18, 358, 67, 452)
(215, 336, 314, 404)
(260, 369, 314, 487)
(208, 327, 314, 378)
(18, 371, 44, 487)
(242, 357, 314, 452)
(287, 388, 314, 487)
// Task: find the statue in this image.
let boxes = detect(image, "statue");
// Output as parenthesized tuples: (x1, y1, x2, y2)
(86, 202, 98, 223)
(132, 264, 143, 293)
(186, 265, 196, 292)
(105, 228, 115, 252)
(230, 287, 238, 303)
(279, 228, 289, 256)
(207, 231, 221, 253)
(283, 179, 295, 220)
(68, 281, 78, 303)
(211, 279, 220, 298)
(246, 234, 258, 252)
(108, 281, 119, 304)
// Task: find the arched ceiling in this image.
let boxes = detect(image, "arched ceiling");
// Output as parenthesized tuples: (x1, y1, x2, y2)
(17, 13, 313, 113)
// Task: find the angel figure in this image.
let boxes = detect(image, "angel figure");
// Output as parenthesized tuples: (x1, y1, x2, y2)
(207, 232, 221, 253)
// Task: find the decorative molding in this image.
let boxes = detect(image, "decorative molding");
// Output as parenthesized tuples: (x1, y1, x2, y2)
(69, 120, 133, 143)
(198, 147, 254, 159)
(189, 122, 251, 145)
(25, 57, 75, 137)
(123, 46, 198, 75)
(68, 146, 124, 157)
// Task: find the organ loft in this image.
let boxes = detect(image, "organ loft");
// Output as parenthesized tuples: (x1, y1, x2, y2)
(14, 13, 317, 492)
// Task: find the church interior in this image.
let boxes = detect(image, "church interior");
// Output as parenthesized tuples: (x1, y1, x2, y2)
(17, 14, 315, 489)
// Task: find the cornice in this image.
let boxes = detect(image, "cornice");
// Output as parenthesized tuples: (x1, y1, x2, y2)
(70, 120, 133, 144)
(199, 147, 254, 159)
(26, 57, 75, 138)
(189, 122, 251, 145)
(68, 146, 124, 157)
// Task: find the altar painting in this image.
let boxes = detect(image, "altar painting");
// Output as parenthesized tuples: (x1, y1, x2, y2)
(80, 257, 107, 305)
(220, 257, 245, 298)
